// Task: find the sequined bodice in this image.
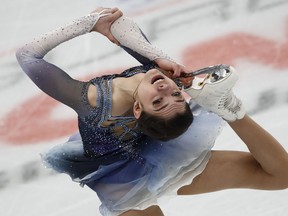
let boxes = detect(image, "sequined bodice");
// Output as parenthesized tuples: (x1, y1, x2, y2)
(79, 64, 156, 157)
(15, 10, 172, 159)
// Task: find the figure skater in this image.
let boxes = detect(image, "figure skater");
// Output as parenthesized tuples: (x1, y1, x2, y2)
(16, 7, 288, 216)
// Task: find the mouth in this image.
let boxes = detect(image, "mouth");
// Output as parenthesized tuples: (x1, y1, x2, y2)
(151, 75, 164, 84)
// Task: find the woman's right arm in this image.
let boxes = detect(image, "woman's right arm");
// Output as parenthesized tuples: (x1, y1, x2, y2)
(16, 9, 121, 114)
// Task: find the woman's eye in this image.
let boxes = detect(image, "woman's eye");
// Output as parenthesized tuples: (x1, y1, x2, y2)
(172, 91, 181, 97)
(152, 99, 161, 105)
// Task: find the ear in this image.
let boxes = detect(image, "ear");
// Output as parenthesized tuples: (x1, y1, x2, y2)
(133, 100, 143, 119)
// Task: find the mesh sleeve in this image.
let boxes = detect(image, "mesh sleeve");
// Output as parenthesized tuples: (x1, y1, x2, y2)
(16, 13, 102, 115)
(111, 16, 174, 62)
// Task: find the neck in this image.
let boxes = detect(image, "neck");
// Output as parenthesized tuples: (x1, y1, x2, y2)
(120, 73, 144, 98)
(112, 73, 144, 116)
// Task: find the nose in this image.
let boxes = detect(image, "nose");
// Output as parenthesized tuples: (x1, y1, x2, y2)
(157, 83, 169, 91)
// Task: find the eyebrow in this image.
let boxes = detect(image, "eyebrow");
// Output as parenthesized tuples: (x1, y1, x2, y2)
(154, 99, 185, 112)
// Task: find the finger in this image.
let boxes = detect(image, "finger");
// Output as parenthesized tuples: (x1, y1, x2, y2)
(100, 7, 121, 16)
(110, 7, 120, 13)
(179, 77, 194, 88)
(92, 7, 117, 17)
(180, 72, 194, 78)
(172, 65, 182, 77)
(107, 9, 123, 22)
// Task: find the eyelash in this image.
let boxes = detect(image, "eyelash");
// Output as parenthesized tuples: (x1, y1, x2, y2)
(172, 91, 181, 97)
(153, 99, 162, 105)
(153, 91, 181, 105)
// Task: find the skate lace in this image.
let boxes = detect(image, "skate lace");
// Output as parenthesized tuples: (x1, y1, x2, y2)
(218, 90, 241, 114)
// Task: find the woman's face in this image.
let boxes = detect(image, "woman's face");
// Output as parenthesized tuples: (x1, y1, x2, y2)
(133, 69, 186, 119)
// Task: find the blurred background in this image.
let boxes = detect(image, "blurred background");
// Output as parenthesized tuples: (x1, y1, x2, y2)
(0, 0, 288, 215)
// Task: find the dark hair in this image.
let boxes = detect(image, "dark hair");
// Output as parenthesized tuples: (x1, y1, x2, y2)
(136, 102, 193, 141)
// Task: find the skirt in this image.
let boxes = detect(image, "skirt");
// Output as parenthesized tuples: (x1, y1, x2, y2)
(41, 102, 225, 215)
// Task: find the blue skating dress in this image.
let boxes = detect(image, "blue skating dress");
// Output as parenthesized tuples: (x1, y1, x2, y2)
(16, 12, 225, 215)
(41, 65, 224, 215)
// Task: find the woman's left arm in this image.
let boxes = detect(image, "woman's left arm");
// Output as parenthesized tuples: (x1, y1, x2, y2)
(16, 8, 122, 114)
(110, 16, 188, 77)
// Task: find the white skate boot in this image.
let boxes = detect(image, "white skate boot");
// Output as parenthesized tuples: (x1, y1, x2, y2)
(184, 64, 245, 122)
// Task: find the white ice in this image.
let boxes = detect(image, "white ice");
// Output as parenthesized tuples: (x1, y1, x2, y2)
(0, 0, 288, 215)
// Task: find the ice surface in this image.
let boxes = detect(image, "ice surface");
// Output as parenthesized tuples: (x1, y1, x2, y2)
(0, 0, 287, 215)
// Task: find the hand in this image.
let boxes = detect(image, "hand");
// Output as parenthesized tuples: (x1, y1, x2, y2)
(154, 58, 194, 87)
(90, 7, 123, 45)
(154, 58, 186, 76)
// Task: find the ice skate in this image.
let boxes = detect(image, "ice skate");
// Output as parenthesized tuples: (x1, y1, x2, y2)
(184, 64, 245, 122)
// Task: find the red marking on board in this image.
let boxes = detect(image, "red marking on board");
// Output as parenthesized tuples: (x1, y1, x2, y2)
(0, 95, 77, 144)
(2, 24, 288, 144)
(0, 69, 122, 144)
(182, 32, 288, 70)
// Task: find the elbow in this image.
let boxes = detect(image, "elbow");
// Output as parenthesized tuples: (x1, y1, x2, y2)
(281, 162, 288, 189)
(281, 157, 288, 188)
(275, 177, 288, 190)
(15, 46, 38, 78)
(15, 45, 39, 70)
(15, 47, 26, 67)
(15, 46, 28, 64)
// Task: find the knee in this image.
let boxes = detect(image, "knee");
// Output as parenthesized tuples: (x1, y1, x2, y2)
(276, 174, 288, 190)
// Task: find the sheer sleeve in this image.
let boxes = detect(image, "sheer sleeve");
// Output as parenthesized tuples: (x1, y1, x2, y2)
(16, 12, 105, 115)
(111, 16, 174, 63)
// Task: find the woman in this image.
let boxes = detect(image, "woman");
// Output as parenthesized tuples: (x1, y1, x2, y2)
(16, 7, 288, 216)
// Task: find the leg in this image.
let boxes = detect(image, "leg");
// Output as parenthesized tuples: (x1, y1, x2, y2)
(178, 115, 288, 195)
(182, 65, 288, 194)
(119, 205, 165, 216)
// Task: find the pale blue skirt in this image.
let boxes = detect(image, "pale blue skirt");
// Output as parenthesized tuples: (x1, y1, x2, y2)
(42, 102, 225, 215)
